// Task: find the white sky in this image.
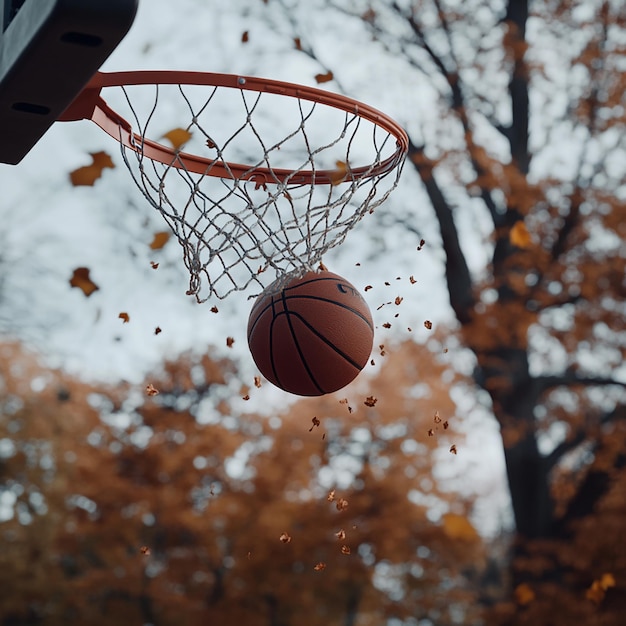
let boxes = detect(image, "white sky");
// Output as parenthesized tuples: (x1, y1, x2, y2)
(0, 0, 511, 534)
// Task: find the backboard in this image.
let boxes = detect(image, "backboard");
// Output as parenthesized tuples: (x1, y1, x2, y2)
(0, 0, 138, 164)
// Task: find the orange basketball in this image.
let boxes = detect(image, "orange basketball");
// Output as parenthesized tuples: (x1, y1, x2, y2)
(247, 270, 374, 396)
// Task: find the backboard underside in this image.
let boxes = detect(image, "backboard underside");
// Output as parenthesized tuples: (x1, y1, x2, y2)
(0, 0, 137, 164)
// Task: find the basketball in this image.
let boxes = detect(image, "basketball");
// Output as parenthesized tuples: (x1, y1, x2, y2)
(247, 270, 374, 396)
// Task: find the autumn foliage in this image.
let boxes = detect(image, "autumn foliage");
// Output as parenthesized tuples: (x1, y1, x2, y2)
(0, 340, 487, 625)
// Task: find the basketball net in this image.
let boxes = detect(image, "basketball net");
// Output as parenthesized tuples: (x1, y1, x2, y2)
(66, 73, 408, 301)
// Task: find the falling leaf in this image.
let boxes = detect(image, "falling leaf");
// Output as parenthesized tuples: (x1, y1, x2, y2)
(279, 532, 292, 544)
(409, 275, 417, 284)
(211, 306, 219, 313)
(514, 583, 535, 606)
(449, 444, 457, 455)
(510, 221, 532, 248)
(341, 545, 351, 555)
(242, 394, 250, 401)
(155, 327, 162, 335)
(149, 231, 170, 250)
(383, 322, 391, 329)
(206, 138, 217, 149)
(364, 396, 377, 407)
(336, 498, 349, 512)
(294, 37, 302, 50)
(313, 562, 326, 571)
(315, 71, 334, 84)
(69, 267, 99, 297)
(443, 420, 449, 429)
(395, 296, 403, 305)
(329, 160, 348, 185)
(254, 376, 262, 388)
(69, 151, 115, 186)
(226, 337, 235, 348)
(434, 410, 441, 424)
(140, 546, 151, 556)
(146, 383, 159, 396)
(150, 261, 159, 269)
(417, 238, 426, 251)
(365, 285, 373, 291)
(118, 312, 130, 324)
(335, 529, 346, 540)
(327, 489, 336, 502)
(586, 573, 616, 605)
(162, 128, 193, 150)
(424, 320, 433, 330)
(309, 416, 320, 432)
(442, 513, 478, 541)
(241, 30, 249, 43)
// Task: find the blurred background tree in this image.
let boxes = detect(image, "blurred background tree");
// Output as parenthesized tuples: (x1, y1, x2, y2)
(252, 0, 626, 621)
(0, 340, 486, 625)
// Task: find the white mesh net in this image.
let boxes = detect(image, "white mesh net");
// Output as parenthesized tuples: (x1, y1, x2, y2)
(101, 78, 406, 301)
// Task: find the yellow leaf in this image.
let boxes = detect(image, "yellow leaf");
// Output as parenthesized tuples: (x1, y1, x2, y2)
(69, 151, 115, 186)
(442, 513, 478, 541)
(162, 128, 193, 150)
(514, 583, 535, 606)
(69, 267, 99, 297)
(510, 220, 532, 248)
(149, 231, 170, 250)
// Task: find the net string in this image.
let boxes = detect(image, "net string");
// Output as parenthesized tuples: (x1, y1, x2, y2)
(113, 82, 405, 301)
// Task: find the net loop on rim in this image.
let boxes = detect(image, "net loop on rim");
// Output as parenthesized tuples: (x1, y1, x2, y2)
(60, 71, 408, 301)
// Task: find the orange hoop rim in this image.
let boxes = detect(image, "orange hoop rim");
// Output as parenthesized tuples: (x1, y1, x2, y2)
(60, 70, 409, 185)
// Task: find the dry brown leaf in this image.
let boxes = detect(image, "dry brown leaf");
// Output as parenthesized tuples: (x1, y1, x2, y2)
(279, 532, 292, 544)
(315, 71, 334, 84)
(118, 312, 130, 324)
(336, 498, 349, 512)
(69, 151, 115, 186)
(145, 383, 159, 396)
(162, 128, 193, 150)
(364, 396, 377, 407)
(149, 232, 170, 250)
(69, 267, 99, 297)
(424, 320, 433, 330)
(313, 562, 326, 571)
(329, 160, 349, 186)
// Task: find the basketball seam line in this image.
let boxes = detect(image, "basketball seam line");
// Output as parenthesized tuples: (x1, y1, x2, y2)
(249, 293, 373, 336)
(276, 310, 367, 373)
(281, 291, 325, 394)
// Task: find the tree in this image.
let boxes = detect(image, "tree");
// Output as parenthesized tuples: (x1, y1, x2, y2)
(251, 0, 626, 619)
(0, 339, 486, 625)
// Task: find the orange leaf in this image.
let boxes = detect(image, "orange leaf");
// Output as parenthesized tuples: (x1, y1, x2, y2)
(118, 312, 130, 323)
(329, 160, 349, 185)
(149, 231, 170, 250)
(442, 513, 478, 541)
(241, 31, 249, 43)
(510, 221, 532, 248)
(162, 128, 193, 150)
(514, 583, 535, 606)
(69, 267, 99, 297)
(69, 151, 115, 186)
(315, 71, 334, 84)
